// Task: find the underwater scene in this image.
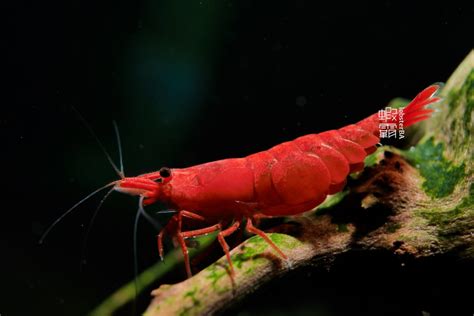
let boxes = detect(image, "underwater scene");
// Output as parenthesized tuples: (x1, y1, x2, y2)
(4, 1, 473, 315)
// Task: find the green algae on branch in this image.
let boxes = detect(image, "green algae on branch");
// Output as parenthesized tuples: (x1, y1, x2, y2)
(144, 232, 310, 316)
(447, 69, 474, 121)
(403, 51, 474, 256)
(363, 147, 385, 168)
(417, 183, 474, 233)
(316, 190, 349, 211)
(460, 70, 474, 133)
(230, 233, 303, 270)
(404, 138, 465, 198)
(403, 52, 473, 200)
(387, 97, 410, 109)
(430, 54, 474, 158)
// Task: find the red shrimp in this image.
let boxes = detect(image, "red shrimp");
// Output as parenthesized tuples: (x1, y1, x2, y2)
(41, 85, 441, 278)
(112, 84, 441, 277)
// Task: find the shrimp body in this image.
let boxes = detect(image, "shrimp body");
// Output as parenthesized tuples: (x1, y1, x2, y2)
(115, 85, 441, 277)
(159, 122, 375, 219)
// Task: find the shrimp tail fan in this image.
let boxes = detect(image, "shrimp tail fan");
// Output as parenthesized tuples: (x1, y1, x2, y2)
(402, 84, 442, 128)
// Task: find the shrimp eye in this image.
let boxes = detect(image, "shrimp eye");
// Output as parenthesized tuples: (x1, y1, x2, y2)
(159, 167, 171, 178)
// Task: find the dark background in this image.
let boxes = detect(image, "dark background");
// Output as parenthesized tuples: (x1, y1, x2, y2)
(3, 1, 473, 315)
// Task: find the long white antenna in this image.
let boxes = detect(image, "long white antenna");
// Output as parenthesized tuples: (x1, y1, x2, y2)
(39, 181, 117, 244)
(80, 186, 115, 268)
(71, 107, 124, 179)
(112, 120, 125, 178)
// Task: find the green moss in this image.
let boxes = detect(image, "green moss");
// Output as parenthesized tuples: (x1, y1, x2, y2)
(405, 137, 465, 198)
(409, 59, 474, 245)
(202, 233, 298, 291)
(450, 120, 456, 133)
(419, 208, 463, 227)
(448, 89, 462, 114)
(203, 264, 232, 296)
(205, 264, 227, 288)
(385, 222, 402, 233)
(464, 97, 474, 133)
(363, 147, 386, 168)
(416, 184, 474, 233)
(184, 287, 200, 306)
(364, 152, 378, 168)
(387, 97, 410, 109)
(461, 183, 474, 207)
(179, 287, 202, 316)
(231, 252, 260, 270)
(239, 235, 269, 254)
(231, 233, 300, 272)
(337, 223, 349, 232)
(204, 234, 287, 287)
(269, 233, 301, 248)
(462, 70, 474, 131)
(446, 69, 474, 134)
(317, 190, 349, 211)
(205, 234, 298, 290)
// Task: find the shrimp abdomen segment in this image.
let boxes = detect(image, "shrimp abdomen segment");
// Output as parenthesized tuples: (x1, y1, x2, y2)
(337, 124, 379, 149)
(267, 142, 331, 205)
(294, 134, 350, 185)
(246, 151, 282, 206)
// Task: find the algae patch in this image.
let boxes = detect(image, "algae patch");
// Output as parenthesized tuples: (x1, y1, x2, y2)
(205, 264, 227, 288)
(385, 222, 402, 233)
(405, 137, 465, 198)
(416, 183, 473, 236)
(387, 97, 410, 109)
(463, 71, 474, 131)
(337, 223, 349, 233)
(184, 287, 200, 306)
(317, 190, 349, 211)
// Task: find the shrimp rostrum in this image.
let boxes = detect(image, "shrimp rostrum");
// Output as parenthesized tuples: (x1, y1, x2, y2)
(44, 85, 442, 278)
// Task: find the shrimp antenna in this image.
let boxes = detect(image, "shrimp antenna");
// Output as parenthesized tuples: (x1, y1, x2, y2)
(80, 186, 115, 269)
(39, 181, 118, 244)
(133, 199, 141, 312)
(156, 210, 177, 214)
(133, 196, 163, 308)
(112, 120, 125, 178)
(71, 106, 124, 179)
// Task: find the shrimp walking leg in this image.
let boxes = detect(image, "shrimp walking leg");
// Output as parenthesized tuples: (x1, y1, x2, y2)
(179, 223, 222, 277)
(180, 210, 206, 221)
(217, 219, 242, 275)
(157, 210, 206, 262)
(157, 229, 166, 260)
(179, 219, 243, 277)
(246, 218, 287, 259)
